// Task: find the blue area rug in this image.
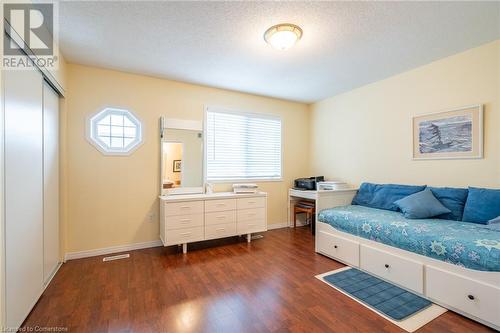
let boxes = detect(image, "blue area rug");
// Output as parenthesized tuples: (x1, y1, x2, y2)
(323, 268, 431, 321)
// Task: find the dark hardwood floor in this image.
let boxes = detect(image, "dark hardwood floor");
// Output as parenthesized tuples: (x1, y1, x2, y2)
(23, 227, 494, 333)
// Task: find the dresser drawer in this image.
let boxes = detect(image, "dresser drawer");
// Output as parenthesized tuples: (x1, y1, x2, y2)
(237, 208, 265, 222)
(205, 222, 237, 240)
(165, 226, 204, 245)
(165, 201, 203, 216)
(426, 266, 500, 327)
(237, 220, 266, 234)
(360, 245, 423, 294)
(205, 199, 236, 212)
(317, 231, 359, 267)
(237, 197, 265, 210)
(205, 210, 236, 226)
(165, 213, 203, 230)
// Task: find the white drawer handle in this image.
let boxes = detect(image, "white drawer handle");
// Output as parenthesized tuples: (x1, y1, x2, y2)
(248, 201, 256, 204)
(216, 216, 226, 220)
(180, 206, 190, 209)
(247, 213, 256, 217)
(180, 219, 191, 223)
(180, 232, 192, 237)
(248, 224, 256, 227)
(467, 295, 475, 300)
(216, 203, 226, 206)
(216, 228, 225, 232)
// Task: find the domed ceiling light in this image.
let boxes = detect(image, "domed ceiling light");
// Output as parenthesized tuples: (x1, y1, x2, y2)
(264, 23, 303, 50)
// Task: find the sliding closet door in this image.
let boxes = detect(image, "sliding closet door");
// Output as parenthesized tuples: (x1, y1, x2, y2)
(4, 61, 44, 326)
(43, 81, 60, 284)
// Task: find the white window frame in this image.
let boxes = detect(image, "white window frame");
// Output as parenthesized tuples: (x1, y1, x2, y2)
(87, 107, 144, 156)
(204, 106, 283, 183)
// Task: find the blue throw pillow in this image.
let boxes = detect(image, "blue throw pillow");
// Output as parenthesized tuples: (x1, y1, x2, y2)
(394, 189, 451, 219)
(429, 187, 468, 221)
(352, 183, 426, 211)
(462, 187, 500, 224)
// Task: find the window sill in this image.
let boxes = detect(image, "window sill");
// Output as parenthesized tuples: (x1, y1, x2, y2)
(206, 178, 283, 183)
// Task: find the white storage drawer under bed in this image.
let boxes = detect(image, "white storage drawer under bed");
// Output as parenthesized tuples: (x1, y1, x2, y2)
(360, 244, 424, 294)
(426, 266, 500, 327)
(317, 231, 360, 267)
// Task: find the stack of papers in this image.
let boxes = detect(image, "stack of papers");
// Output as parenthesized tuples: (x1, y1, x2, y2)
(317, 181, 350, 191)
(233, 183, 259, 193)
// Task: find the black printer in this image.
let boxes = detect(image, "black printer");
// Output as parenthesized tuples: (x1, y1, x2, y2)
(294, 176, 324, 190)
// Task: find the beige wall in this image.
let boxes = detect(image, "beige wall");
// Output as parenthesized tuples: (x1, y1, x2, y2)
(310, 40, 499, 188)
(58, 55, 68, 262)
(63, 64, 309, 253)
(62, 39, 499, 255)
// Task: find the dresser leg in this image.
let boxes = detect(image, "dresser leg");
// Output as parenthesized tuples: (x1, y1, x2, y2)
(247, 234, 251, 243)
(182, 243, 187, 254)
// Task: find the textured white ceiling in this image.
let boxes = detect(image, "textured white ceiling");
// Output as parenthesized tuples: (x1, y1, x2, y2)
(59, 1, 500, 103)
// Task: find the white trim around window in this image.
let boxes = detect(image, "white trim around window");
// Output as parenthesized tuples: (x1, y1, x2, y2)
(86, 107, 144, 156)
(204, 106, 283, 183)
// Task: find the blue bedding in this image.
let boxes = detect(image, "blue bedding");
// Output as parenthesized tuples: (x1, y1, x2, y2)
(318, 205, 500, 272)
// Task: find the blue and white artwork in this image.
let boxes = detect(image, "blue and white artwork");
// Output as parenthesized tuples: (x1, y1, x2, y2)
(419, 115, 472, 153)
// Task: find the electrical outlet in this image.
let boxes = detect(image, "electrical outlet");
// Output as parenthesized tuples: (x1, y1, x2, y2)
(147, 212, 155, 222)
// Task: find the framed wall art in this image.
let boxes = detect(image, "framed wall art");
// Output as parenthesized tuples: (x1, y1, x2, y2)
(412, 104, 483, 160)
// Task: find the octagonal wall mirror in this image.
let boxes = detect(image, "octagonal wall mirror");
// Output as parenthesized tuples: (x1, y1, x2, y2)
(160, 117, 204, 195)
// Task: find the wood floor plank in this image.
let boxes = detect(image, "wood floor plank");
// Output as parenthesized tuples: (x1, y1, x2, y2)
(22, 227, 495, 332)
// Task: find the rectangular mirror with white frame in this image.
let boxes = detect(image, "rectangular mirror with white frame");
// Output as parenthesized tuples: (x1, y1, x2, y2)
(160, 117, 204, 195)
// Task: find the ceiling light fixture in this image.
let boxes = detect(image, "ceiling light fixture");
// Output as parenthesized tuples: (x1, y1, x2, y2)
(264, 23, 303, 50)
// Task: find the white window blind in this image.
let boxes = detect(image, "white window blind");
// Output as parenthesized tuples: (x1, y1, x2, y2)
(206, 109, 282, 181)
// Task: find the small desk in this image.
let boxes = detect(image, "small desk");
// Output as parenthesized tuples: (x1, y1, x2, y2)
(287, 188, 358, 227)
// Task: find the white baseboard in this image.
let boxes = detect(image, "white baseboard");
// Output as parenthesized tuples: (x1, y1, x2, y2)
(44, 262, 62, 288)
(267, 222, 289, 230)
(65, 224, 308, 260)
(64, 240, 163, 261)
(267, 221, 311, 230)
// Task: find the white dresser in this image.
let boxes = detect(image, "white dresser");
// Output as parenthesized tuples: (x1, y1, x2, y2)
(159, 192, 267, 253)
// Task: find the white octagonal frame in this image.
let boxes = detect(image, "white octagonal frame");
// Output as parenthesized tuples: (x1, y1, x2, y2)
(87, 107, 144, 156)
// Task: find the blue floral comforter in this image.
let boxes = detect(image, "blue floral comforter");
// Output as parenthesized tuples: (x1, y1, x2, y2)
(318, 205, 500, 272)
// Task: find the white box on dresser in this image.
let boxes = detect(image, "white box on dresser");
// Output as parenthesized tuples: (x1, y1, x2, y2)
(314, 188, 500, 330)
(160, 192, 267, 253)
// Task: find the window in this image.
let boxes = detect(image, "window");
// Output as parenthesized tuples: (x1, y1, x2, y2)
(205, 107, 282, 181)
(88, 108, 143, 155)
